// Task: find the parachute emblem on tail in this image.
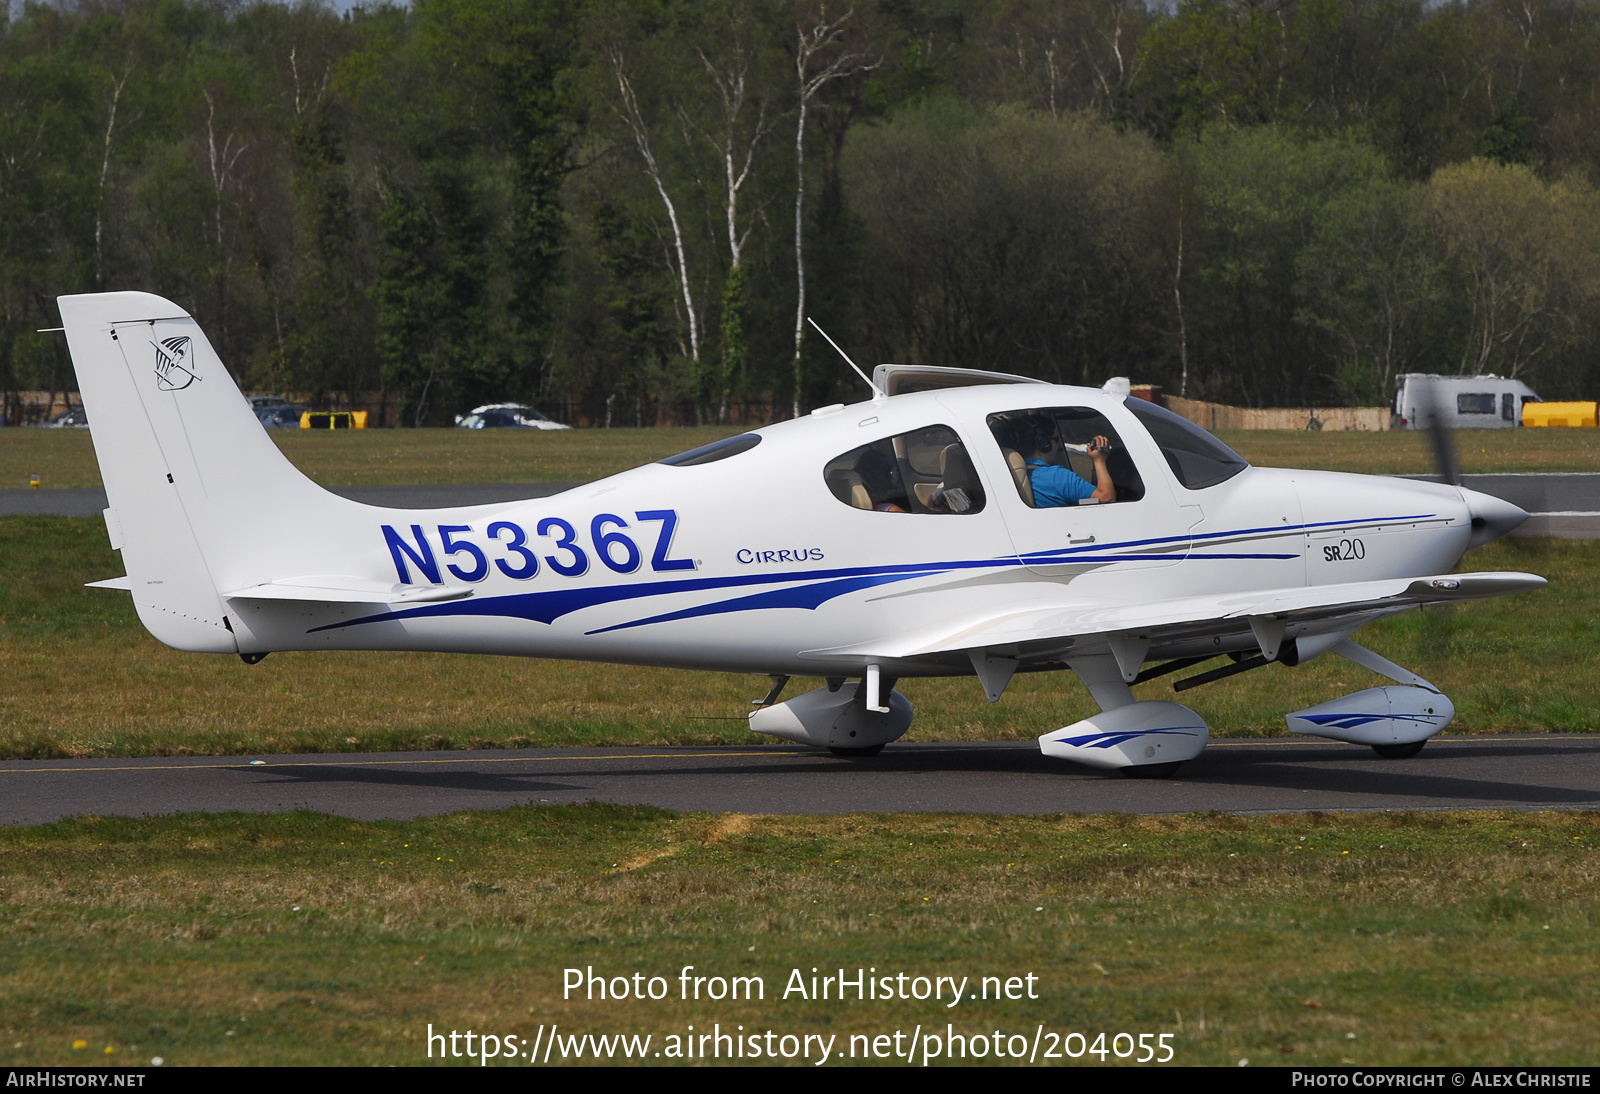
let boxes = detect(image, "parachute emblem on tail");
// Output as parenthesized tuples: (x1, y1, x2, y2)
(153, 335, 198, 391)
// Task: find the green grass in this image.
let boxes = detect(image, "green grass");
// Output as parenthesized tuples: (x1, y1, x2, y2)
(0, 518, 1589, 760)
(5, 423, 1600, 492)
(0, 426, 741, 490)
(3, 429, 1595, 1069)
(0, 807, 1595, 1066)
(1218, 427, 1600, 475)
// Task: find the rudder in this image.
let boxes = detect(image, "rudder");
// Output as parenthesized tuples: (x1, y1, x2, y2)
(60, 292, 357, 653)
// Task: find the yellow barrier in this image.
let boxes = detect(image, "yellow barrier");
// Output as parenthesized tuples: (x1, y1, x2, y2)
(299, 411, 368, 430)
(1523, 401, 1597, 428)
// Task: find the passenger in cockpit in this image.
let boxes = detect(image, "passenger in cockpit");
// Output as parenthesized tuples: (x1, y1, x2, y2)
(854, 446, 908, 512)
(1020, 417, 1116, 507)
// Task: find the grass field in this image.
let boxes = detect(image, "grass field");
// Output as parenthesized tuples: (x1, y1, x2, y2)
(1, 427, 739, 490)
(6, 423, 1600, 491)
(0, 807, 1595, 1066)
(0, 517, 1588, 760)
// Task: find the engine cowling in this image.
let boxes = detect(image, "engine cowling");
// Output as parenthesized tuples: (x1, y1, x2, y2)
(748, 683, 913, 749)
(1038, 701, 1210, 771)
(1286, 686, 1454, 745)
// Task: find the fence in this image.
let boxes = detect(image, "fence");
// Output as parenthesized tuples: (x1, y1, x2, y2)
(1162, 395, 1390, 432)
(4, 391, 83, 426)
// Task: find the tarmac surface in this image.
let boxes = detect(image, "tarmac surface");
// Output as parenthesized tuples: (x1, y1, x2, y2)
(1406, 472, 1600, 537)
(3, 735, 1597, 826)
(4, 473, 1598, 535)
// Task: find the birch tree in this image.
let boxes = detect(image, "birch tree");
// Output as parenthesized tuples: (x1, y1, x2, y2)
(608, 49, 701, 382)
(201, 88, 248, 360)
(94, 66, 132, 290)
(685, 33, 774, 422)
(789, 7, 875, 417)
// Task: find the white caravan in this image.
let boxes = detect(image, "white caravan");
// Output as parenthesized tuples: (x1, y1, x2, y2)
(1393, 373, 1541, 430)
(61, 293, 1543, 777)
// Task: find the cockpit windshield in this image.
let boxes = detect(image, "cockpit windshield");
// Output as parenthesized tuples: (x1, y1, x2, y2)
(1123, 398, 1249, 489)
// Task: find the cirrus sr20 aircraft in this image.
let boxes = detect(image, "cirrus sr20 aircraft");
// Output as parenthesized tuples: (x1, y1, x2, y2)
(61, 292, 1544, 777)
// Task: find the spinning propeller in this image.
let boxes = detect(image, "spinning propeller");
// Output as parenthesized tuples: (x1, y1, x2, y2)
(1421, 381, 1461, 486)
(1419, 379, 1528, 551)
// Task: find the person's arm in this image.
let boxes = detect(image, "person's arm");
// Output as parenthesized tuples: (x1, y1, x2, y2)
(1087, 436, 1116, 504)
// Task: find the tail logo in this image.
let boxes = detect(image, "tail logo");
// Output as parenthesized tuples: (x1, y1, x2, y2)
(153, 336, 199, 391)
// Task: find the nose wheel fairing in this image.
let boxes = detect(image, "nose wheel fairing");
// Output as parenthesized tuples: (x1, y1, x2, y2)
(1286, 686, 1453, 746)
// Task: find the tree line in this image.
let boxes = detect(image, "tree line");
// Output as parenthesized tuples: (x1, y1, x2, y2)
(7, 0, 1600, 425)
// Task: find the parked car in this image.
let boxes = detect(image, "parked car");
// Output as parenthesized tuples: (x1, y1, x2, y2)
(43, 407, 89, 428)
(256, 405, 309, 430)
(246, 394, 293, 411)
(455, 403, 571, 430)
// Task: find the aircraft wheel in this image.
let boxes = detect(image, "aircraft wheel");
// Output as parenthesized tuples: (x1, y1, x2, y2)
(1118, 762, 1183, 779)
(1371, 741, 1426, 759)
(828, 745, 885, 758)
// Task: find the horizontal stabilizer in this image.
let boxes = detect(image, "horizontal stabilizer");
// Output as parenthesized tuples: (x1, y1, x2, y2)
(222, 578, 473, 605)
(85, 576, 132, 591)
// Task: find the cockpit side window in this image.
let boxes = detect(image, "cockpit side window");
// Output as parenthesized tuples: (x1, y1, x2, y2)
(987, 408, 1145, 508)
(823, 424, 986, 514)
(1122, 398, 1248, 489)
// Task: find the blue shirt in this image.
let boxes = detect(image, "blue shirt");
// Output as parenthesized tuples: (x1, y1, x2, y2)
(1026, 459, 1097, 507)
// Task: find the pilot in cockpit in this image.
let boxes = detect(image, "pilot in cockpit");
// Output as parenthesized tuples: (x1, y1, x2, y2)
(1019, 416, 1117, 507)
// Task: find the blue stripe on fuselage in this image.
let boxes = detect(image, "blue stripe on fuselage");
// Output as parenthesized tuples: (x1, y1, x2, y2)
(307, 559, 974, 634)
(305, 510, 1440, 635)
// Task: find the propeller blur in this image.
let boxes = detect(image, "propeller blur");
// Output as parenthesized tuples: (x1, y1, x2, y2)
(61, 292, 1546, 777)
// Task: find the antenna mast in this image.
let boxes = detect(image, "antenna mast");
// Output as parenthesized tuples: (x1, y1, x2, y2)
(807, 317, 884, 402)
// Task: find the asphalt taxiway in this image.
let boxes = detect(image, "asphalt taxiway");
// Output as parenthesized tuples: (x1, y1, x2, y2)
(2, 735, 1597, 826)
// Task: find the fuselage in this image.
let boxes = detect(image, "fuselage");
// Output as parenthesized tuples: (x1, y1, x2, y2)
(225, 384, 1477, 678)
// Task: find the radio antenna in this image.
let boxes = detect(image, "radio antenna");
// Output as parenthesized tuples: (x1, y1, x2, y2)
(807, 317, 884, 402)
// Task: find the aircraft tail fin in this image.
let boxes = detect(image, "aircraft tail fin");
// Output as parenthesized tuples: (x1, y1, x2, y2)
(59, 291, 361, 652)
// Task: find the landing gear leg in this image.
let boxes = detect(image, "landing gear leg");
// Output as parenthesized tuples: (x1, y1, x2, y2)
(829, 673, 898, 757)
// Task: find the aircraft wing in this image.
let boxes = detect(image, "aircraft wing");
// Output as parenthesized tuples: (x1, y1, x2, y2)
(810, 571, 1546, 661)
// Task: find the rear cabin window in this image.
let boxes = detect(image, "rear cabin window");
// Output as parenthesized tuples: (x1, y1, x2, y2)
(823, 425, 985, 514)
(659, 433, 762, 465)
(987, 407, 1145, 508)
(1458, 392, 1495, 415)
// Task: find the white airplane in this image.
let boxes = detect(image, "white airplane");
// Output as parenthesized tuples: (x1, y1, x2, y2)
(60, 291, 1544, 777)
